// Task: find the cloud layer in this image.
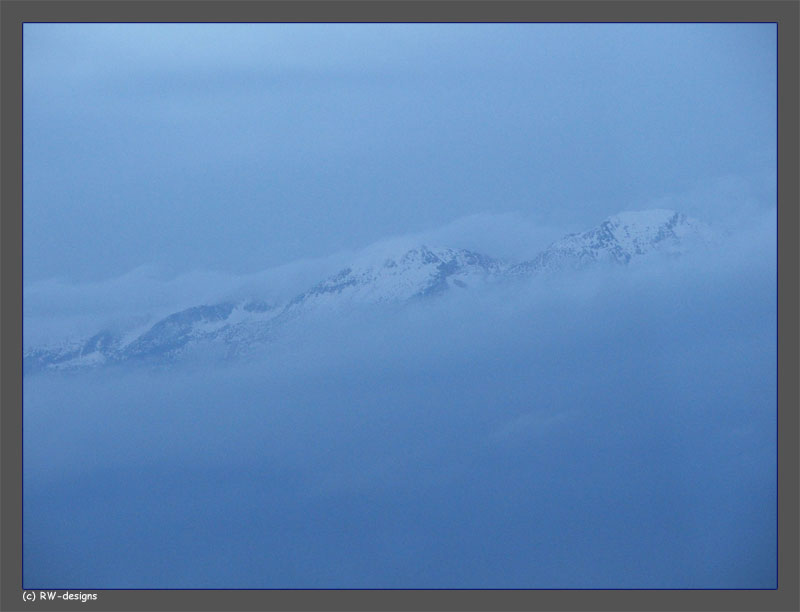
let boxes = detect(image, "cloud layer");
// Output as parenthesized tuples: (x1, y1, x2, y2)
(23, 222, 777, 588)
(23, 24, 776, 283)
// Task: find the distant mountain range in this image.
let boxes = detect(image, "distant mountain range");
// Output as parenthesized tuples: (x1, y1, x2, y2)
(23, 209, 714, 374)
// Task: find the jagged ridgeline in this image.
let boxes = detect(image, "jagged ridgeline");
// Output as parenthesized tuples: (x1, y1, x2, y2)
(24, 209, 714, 374)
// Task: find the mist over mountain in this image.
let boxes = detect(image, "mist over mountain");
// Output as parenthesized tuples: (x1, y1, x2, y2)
(24, 208, 724, 374)
(23, 205, 776, 589)
(21, 21, 777, 592)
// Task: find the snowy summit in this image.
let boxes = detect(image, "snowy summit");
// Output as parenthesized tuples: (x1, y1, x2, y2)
(24, 209, 714, 373)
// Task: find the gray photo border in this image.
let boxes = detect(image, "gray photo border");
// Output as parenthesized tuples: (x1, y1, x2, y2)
(2, 1, 798, 611)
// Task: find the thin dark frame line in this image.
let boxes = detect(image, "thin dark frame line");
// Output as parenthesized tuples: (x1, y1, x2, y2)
(775, 19, 780, 593)
(19, 21, 781, 23)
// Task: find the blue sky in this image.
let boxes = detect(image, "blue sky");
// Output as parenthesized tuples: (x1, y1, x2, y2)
(23, 23, 776, 284)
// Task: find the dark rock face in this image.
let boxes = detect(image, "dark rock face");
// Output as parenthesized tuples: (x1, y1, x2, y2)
(121, 303, 235, 360)
(414, 253, 496, 298)
(242, 300, 274, 313)
(23, 346, 80, 375)
(82, 331, 119, 355)
(307, 268, 360, 297)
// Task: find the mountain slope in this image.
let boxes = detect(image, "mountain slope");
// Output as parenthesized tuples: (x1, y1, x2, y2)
(509, 209, 711, 275)
(23, 209, 714, 373)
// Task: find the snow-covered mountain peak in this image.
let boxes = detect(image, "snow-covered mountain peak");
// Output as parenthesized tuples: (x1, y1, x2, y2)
(291, 244, 503, 308)
(511, 209, 712, 275)
(601, 209, 709, 248)
(24, 209, 719, 374)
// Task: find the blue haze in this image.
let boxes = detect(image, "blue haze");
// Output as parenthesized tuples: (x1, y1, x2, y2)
(22, 24, 776, 589)
(24, 23, 775, 283)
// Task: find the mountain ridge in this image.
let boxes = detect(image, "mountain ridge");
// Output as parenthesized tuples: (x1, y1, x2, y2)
(23, 209, 714, 373)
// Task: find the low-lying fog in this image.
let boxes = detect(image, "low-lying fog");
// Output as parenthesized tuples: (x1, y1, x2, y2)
(23, 219, 776, 589)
